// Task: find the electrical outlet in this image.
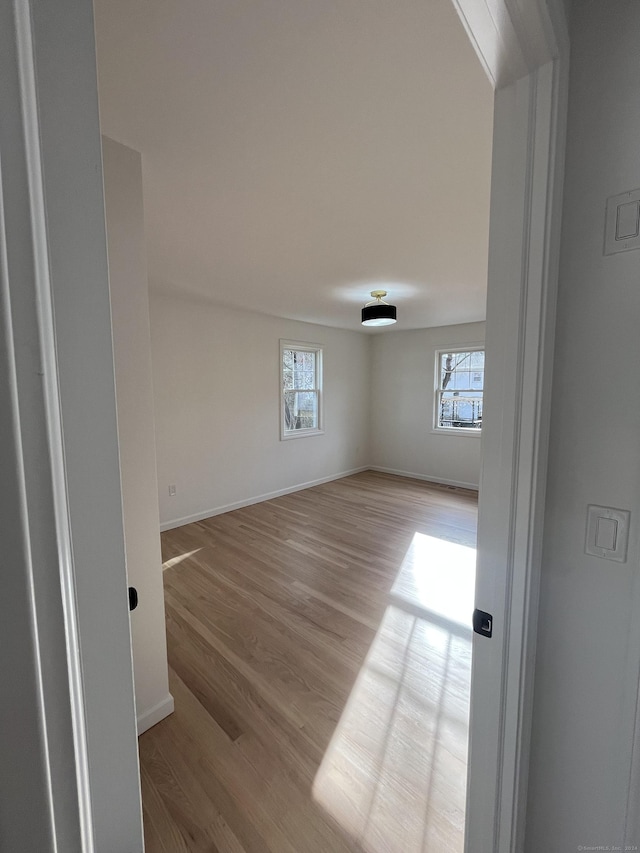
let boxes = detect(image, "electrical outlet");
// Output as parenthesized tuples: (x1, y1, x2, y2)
(168, 484, 176, 497)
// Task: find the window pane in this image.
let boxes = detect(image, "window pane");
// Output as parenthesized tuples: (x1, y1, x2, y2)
(284, 390, 318, 431)
(292, 369, 315, 390)
(440, 351, 484, 391)
(284, 350, 316, 390)
(438, 391, 483, 429)
(298, 351, 315, 370)
(440, 352, 451, 385)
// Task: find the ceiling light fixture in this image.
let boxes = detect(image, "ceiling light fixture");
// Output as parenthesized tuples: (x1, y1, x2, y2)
(361, 290, 397, 327)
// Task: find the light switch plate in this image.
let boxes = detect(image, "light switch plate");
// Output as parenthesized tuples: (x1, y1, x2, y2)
(585, 505, 630, 562)
(604, 189, 640, 254)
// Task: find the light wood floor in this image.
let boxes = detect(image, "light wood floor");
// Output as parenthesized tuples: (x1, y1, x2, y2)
(140, 471, 477, 853)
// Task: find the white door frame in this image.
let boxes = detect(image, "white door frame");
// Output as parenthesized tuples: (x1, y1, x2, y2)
(1, 0, 143, 850)
(451, 2, 569, 851)
(1, 0, 569, 850)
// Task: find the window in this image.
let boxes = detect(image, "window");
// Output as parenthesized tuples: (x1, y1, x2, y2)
(280, 340, 323, 439)
(435, 348, 484, 432)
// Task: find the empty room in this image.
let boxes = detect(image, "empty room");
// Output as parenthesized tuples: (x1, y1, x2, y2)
(94, 0, 492, 849)
(12, 2, 640, 852)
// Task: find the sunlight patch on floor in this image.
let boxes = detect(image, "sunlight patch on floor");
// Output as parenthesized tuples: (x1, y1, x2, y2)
(390, 532, 476, 631)
(162, 548, 202, 571)
(312, 534, 475, 853)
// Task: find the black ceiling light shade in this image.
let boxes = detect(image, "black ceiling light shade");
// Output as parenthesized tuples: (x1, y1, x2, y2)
(361, 290, 397, 327)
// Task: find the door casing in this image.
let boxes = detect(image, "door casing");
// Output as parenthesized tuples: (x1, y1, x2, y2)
(0, 0, 144, 850)
(450, 2, 570, 851)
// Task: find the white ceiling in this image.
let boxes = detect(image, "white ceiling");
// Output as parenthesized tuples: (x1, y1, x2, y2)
(94, 0, 493, 332)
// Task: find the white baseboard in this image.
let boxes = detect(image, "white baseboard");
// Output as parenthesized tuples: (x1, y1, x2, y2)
(368, 466, 479, 492)
(159, 466, 369, 532)
(137, 693, 174, 735)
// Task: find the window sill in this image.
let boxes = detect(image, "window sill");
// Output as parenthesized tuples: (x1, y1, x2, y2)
(280, 428, 325, 441)
(430, 427, 482, 438)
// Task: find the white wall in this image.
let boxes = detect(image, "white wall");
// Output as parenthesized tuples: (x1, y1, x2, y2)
(103, 137, 173, 733)
(370, 322, 485, 490)
(526, 2, 640, 848)
(150, 291, 371, 529)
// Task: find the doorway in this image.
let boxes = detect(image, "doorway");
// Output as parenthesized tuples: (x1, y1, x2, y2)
(0, 0, 568, 850)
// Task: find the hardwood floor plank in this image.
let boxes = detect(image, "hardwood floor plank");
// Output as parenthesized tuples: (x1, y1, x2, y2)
(165, 600, 331, 779)
(141, 761, 192, 853)
(166, 549, 369, 675)
(142, 471, 477, 852)
(166, 621, 245, 743)
(165, 669, 304, 853)
(140, 745, 209, 852)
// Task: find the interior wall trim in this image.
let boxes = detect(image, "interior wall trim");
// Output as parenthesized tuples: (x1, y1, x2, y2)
(159, 466, 370, 533)
(368, 466, 479, 492)
(136, 694, 175, 736)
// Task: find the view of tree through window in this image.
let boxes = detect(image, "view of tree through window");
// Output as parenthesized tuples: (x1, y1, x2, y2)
(281, 342, 323, 437)
(436, 349, 484, 430)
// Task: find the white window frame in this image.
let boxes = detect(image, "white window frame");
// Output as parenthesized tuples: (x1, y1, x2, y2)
(433, 344, 485, 437)
(280, 339, 324, 440)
